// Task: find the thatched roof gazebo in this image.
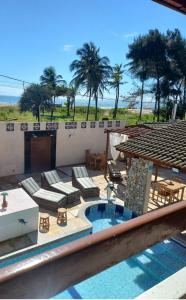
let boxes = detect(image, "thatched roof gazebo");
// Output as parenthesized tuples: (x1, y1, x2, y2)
(104, 124, 154, 178)
(115, 121, 186, 177)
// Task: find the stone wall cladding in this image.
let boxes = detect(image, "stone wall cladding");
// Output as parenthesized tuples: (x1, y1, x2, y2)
(125, 158, 153, 215)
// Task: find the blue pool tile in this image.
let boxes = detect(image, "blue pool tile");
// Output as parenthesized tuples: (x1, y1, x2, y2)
(97, 203, 106, 213)
(132, 211, 138, 218)
(85, 207, 90, 216)
(115, 204, 124, 215)
(123, 206, 132, 220)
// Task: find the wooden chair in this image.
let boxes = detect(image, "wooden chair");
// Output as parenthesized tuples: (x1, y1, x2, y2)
(153, 182, 171, 204)
(170, 178, 183, 202)
(96, 152, 107, 170)
(85, 149, 91, 167)
(85, 150, 97, 169)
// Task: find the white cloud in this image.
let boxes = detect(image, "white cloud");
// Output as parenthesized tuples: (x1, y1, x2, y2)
(63, 44, 74, 52)
(111, 31, 138, 40)
(123, 32, 139, 38)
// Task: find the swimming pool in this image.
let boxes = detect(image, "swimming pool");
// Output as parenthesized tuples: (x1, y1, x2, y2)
(53, 203, 186, 299)
(1, 203, 186, 299)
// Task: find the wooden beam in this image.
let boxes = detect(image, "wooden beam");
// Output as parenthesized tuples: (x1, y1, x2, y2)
(116, 149, 186, 172)
(1, 201, 186, 298)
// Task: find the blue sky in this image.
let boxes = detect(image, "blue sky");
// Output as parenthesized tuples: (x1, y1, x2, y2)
(0, 0, 185, 97)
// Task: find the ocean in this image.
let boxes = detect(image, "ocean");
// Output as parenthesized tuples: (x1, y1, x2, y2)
(0, 95, 154, 109)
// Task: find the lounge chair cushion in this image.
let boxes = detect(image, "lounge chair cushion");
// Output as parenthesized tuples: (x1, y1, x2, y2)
(33, 189, 65, 203)
(52, 182, 79, 195)
(73, 166, 89, 178)
(108, 162, 121, 176)
(44, 170, 61, 185)
(77, 177, 97, 189)
(21, 177, 40, 195)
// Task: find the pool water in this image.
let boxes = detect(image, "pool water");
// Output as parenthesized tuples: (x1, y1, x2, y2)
(53, 204, 186, 299)
(1, 203, 186, 299)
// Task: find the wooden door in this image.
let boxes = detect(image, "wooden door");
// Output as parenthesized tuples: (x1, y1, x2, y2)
(31, 136, 51, 172)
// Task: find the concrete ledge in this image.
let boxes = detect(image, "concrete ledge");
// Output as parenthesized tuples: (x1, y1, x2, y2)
(136, 266, 186, 299)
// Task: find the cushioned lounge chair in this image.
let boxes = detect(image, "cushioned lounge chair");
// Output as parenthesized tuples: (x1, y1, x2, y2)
(20, 177, 67, 211)
(72, 166, 100, 198)
(107, 161, 122, 181)
(41, 170, 81, 205)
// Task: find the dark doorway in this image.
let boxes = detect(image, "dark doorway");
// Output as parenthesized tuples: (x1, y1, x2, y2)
(25, 131, 56, 173)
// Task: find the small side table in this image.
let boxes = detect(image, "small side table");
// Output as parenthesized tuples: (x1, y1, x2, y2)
(57, 208, 67, 225)
(39, 213, 50, 231)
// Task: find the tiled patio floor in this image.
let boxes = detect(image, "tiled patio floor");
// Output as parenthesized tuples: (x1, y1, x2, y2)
(0, 164, 185, 258)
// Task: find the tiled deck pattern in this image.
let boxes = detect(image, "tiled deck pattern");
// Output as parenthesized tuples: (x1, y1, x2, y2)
(0, 164, 185, 257)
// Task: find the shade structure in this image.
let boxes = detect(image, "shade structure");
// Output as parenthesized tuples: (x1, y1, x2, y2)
(105, 124, 153, 138)
(104, 124, 154, 177)
(116, 121, 186, 171)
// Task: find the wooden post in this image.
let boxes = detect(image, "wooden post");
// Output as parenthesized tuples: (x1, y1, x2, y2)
(104, 131, 109, 180)
(154, 164, 159, 182)
(152, 164, 159, 202)
(129, 157, 132, 169)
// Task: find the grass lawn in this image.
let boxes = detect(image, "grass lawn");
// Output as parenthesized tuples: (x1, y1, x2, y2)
(0, 105, 154, 125)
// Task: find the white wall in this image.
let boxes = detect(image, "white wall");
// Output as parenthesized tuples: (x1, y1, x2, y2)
(0, 207, 38, 242)
(56, 122, 114, 166)
(0, 123, 24, 176)
(0, 120, 126, 177)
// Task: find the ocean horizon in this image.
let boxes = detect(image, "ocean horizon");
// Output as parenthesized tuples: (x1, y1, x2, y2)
(0, 95, 154, 109)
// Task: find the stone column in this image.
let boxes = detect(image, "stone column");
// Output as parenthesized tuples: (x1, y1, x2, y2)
(125, 158, 153, 215)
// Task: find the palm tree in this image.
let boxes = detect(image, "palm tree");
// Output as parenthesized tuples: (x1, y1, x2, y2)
(69, 84, 78, 119)
(92, 57, 112, 120)
(166, 29, 186, 119)
(127, 30, 169, 121)
(40, 66, 66, 120)
(70, 42, 111, 120)
(109, 64, 124, 119)
(19, 84, 52, 122)
(130, 67, 148, 120)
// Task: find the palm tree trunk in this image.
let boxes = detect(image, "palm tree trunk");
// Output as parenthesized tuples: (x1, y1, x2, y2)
(73, 97, 76, 121)
(153, 98, 157, 121)
(51, 95, 55, 121)
(139, 81, 144, 121)
(86, 90, 91, 121)
(37, 106, 40, 122)
(156, 70, 161, 122)
(113, 87, 119, 119)
(67, 97, 70, 117)
(95, 93, 98, 121)
(184, 77, 186, 105)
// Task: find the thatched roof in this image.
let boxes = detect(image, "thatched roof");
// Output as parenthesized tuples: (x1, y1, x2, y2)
(116, 121, 186, 171)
